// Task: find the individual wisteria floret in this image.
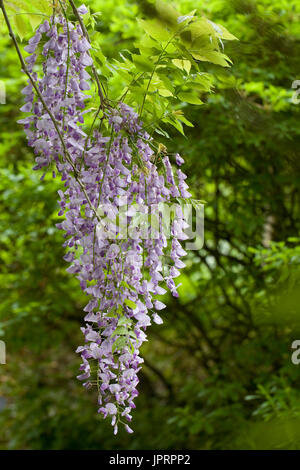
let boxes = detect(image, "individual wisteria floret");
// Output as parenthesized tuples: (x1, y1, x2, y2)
(18, 8, 192, 434)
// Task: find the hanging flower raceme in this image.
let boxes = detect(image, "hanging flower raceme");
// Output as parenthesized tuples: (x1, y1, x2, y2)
(18, 9, 192, 434)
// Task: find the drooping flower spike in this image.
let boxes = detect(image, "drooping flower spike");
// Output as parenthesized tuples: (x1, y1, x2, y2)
(18, 9, 192, 434)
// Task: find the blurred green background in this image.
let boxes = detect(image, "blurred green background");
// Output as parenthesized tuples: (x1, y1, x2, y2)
(1, 0, 300, 449)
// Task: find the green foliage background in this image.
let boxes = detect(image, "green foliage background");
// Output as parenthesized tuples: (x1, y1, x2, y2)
(0, 0, 300, 449)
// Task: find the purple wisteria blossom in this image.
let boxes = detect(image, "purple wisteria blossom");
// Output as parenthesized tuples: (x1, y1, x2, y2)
(18, 10, 192, 434)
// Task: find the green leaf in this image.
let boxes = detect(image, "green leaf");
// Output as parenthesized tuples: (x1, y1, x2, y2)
(28, 14, 44, 31)
(118, 316, 132, 327)
(175, 113, 194, 127)
(188, 18, 218, 39)
(191, 50, 232, 67)
(112, 326, 128, 337)
(163, 116, 185, 135)
(131, 54, 153, 73)
(158, 88, 173, 97)
(129, 330, 137, 340)
(211, 22, 238, 41)
(30, 0, 52, 15)
(139, 19, 170, 42)
(155, 127, 170, 138)
(13, 14, 28, 40)
(112, 336, 127, 353)
(172, 59, 191, 74)
(124, 298, 137, 310)
(155, 71, 174, 93)
(178, 92, 203, 105)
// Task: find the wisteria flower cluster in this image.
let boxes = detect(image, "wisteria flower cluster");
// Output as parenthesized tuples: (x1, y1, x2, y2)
(18, 6, 192, 434)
